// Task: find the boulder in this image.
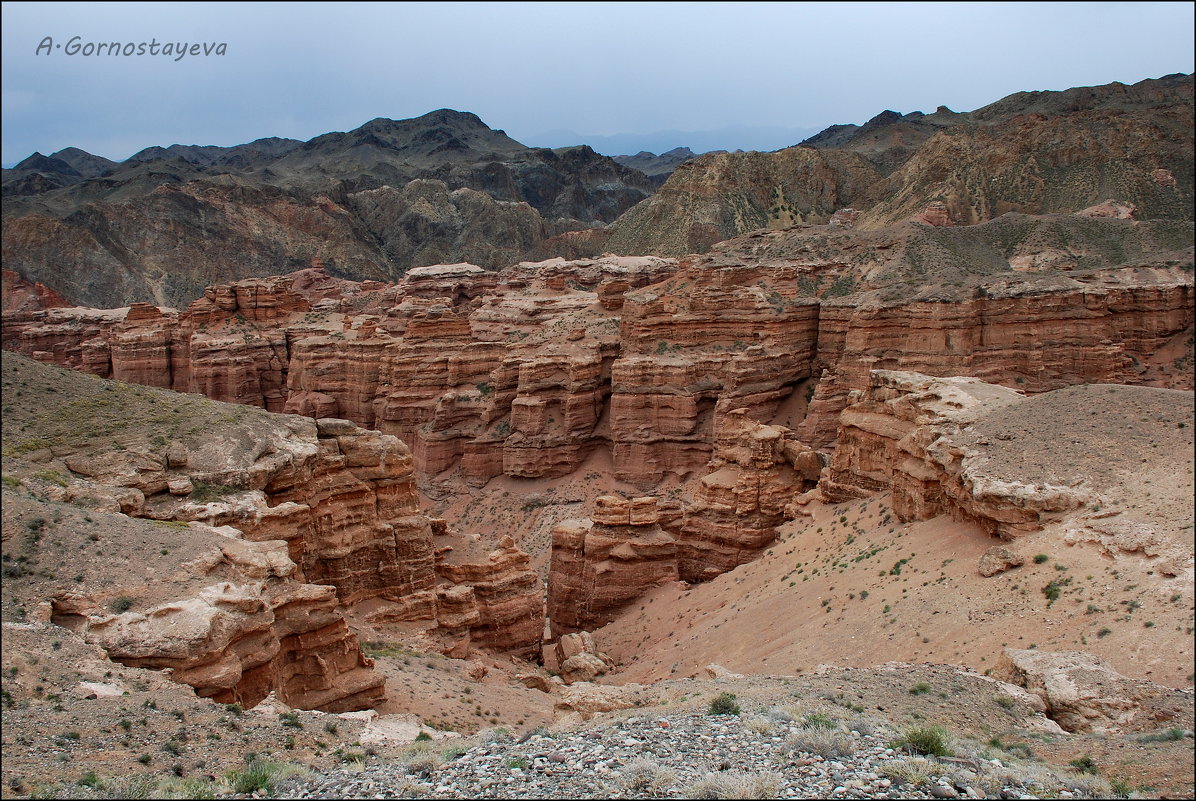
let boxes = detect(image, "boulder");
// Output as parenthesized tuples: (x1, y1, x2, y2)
(978, 545, 1024, 577)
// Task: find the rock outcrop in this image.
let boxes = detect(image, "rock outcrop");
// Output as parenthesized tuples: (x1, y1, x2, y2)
(797, 268, 1195, 448)
(1, 355, 546, 688)
(50, 531, 386, 712)
(677, 410, 823, 581)
(997, 648, 1193, 733)
(820, 371, 1089, 537)
(611, 262, 821, 485)
(433, 532, 545, 660)
(553, 632, 615, 684)
(548, 496, 678, 637)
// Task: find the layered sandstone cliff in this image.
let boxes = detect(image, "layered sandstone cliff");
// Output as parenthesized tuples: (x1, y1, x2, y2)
(820, 369, 1194, 550)
(1, 354, 546, 707)
(433, 530, 545, 660)
(3, 217, 1192, 493)
(677, 409, 823, 581)
(548, 413, 828, 632)
(548, 496, 679, 637)
(49, 529, 386, 712)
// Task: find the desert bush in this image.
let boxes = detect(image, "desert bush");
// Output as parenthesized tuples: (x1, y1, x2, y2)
(879, 757, 935, 788)
(617, 758, 678, 795)
(892, 725, 952, 757)
(683, 770, 781, 799)
(784, 727, 856, 759)
(743, 715, 775, 735)
(225, 759, 306, 794)
(400, 743, 443, 777)
(1066, 772, 1115, 799)
(801, 711, 837, 730)
(1137, 727, 1186, 742)
(708, 691, 741, 716)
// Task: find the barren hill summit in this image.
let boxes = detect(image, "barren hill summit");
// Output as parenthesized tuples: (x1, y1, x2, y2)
(603, 74, 1193, 256)
(1, 109, 654, 308)
(4, 74, 1191, 311)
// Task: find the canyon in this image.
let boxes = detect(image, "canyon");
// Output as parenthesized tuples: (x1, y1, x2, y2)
(3, 205, 1191, 701)
(2, 72, 1193, 800)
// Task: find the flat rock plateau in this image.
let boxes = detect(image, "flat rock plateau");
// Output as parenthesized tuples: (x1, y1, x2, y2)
(1, 74, 1193, 800)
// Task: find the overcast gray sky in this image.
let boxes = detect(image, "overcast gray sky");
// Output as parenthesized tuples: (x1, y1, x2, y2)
(2, 1, 1193, 165)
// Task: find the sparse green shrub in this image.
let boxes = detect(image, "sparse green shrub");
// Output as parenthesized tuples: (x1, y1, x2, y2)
(908, 682, 930, 695)
(1033, 553, 1049, 564)
(1069, 755, 1098, 774)
(226, 759, 305, 794)
(1137, 727, 1186, 743)
(802, 711, 837, 730)
(190, 481, 240, 502)
(1109, 777, 1133, 798)
(109, 596, 135, 614)
(892, 725, 952, 757)
(708, 692, 741, 716)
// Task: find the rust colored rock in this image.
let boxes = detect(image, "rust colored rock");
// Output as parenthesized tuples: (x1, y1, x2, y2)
(1152, 168, 1177, 187)
(796, 274, 1194, 449)
(1, 269, 70, 313)
(434, 525, 545, 660)
(611, 259, 820, 485)
(552, 632, 615, 683)
(597, 279, 631, 310)
(56, 534, 385, 712)
(828, 208, 862, 228)
(675, 410, 819, 581)
(910, 200, 953, 227)
(548, 501, 678, 637)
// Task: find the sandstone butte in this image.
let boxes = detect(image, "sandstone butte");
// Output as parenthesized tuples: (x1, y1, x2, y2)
(1, 208, 1192, 710)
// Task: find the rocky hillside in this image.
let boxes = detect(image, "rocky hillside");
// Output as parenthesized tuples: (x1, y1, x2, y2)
(612, 147, 714, 187)
(0, 353, 547, 707)
(1, 110, 655, 309)
(602, 74, 1193, 256)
